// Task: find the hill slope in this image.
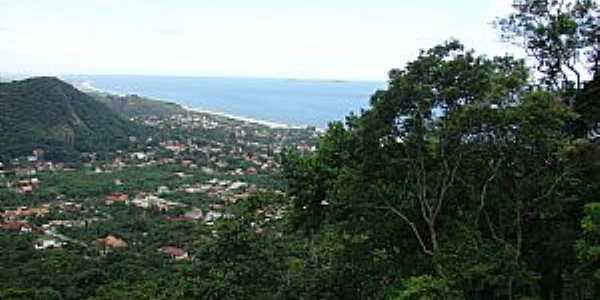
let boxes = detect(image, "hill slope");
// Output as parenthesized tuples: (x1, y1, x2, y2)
(0, 77, 141, 162)
(89, 92, 185, 118)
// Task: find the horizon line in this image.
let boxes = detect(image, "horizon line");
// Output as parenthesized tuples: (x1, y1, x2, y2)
(1, 72, 387, 84)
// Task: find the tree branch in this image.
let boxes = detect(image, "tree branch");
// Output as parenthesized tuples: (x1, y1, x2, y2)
(383, 205, 434, 256)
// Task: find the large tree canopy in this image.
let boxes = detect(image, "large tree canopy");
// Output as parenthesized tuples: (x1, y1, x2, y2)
(283, 40, 595, 298)
(497, 0, 600, 90)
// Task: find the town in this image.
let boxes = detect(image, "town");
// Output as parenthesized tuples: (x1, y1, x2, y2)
(0, 109, 318, 260)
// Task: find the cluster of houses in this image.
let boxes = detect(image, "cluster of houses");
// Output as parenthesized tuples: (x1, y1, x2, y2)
(132, 112, 315, 174)
(7, 178, 40, 194)
(103, 176, 251, 223)
(105, 192, 187, 212)
(0, 200, 189, 259)
(0, 150, 77, 178)
(0, 198, 103, 249)
(175, 177, 256, 203)
(95, 234, 190, 260)
(0, 110, 318, 262)
(1, 205, 49, 220)
(27, 110, 318, 184)
(0, 204, 62, 249)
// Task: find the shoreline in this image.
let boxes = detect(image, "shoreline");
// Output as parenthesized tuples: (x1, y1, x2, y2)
(72, 79, 310, 130)
(183, 106, 307, 130)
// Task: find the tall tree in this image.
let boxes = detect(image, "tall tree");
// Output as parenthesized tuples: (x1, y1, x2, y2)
(497, 0, 600, 90)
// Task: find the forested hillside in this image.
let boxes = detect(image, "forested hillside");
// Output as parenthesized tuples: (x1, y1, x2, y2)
(90, 92, 186, 118)
(0, 77, 142, 162)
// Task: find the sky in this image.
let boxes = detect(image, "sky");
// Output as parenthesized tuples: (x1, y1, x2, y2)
(0, 0, 519, 81)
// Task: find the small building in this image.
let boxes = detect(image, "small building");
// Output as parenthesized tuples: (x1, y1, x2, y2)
(35, 238, 64, 250)
(1, 207, 49, 220)
(1, 221, 32, 233)
(157, 186, 171, 195)
(14, 179, 39, 195)
(158, 246, 189, 261)
(131, 152, 147, 160)
(184, 207, 204, 220)
(246, 167, 258, 175)
(96, 235, 128, 254)
(105, 193, 129, 205)
(228, 181, 248, 191)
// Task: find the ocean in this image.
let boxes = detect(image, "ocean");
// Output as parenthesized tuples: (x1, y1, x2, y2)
(61, 75, 384, 128)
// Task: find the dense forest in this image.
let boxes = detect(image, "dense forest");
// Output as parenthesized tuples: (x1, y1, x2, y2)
(1, 1, 599, 299)
(275, 1, 600, 298)
(0, 77, 144, 162)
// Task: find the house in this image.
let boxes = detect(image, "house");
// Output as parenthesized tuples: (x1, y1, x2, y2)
(184, 187, 202, 194)
(157, 186, 171, 195)
(204, 211, 223, 222)
(35, 238, 64, 250)
(184, 207, 204, 220)
(246, 167, 258, 175)
(174, 172, 189, 178)
(105, 193, 129, 205)
(201, 167, 215, 175)
(131, 194, 181, 211)
(17, 184, 33, 195)
(156, 202, 169, 212)
(33, 149, 45, 160)
(1, 221, 32, 233)
(227, 181, 247, 191)
(162, 141, 184, 152)
(131, 152, 147, 160)
(209, 203, 225, 210)
(1, 207, 49, 220)
(14, 179, 39, 195)
(131, 193, 151, 208)
(96, 235, 128, 252)
(158, 246, 189, 260)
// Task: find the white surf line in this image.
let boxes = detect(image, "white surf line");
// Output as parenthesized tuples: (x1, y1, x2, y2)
(184, 106, 306, 129)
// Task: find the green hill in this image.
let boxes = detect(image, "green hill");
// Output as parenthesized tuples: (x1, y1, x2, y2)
(89, 92, 185, 119)
(0, 77, 142, 162)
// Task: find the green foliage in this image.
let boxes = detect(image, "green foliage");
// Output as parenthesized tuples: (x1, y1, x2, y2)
(577, 203, 600, 263)
(574, 202, 600, 296)
(282, 40, 589, 299)
(497, 0, 599, 88)
(0, 77, 143, 162)
(388, 275, 462, 300)
(91, 92, 186, 118)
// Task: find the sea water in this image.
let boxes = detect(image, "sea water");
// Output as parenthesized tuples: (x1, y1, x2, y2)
(62, 75, 383, 128)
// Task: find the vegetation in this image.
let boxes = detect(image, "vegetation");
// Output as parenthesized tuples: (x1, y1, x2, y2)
(0, 77, 144, 162)
(90, 92, 186, 119)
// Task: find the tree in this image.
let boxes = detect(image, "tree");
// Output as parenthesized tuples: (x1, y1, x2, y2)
(497, 0, 600, 90)
(283, 38, 591, 298)
(574, 202, 600, 298)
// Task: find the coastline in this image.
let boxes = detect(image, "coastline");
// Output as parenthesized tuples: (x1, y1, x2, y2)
(72, 79, 308, 130)
(183, 106, 306, 130)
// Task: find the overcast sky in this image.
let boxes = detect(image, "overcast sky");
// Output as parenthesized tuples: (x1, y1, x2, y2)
(0, 0, 519, 81)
